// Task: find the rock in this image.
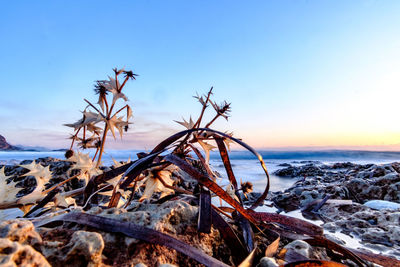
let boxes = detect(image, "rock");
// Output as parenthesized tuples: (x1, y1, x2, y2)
(257, 256, 278, 267)
(0, 238, 51, 267)
(0, 220, 42, 245)
(41, 230, 104, 267)
(364, 200, 400, 210)
(65, 231, 104, 266)
(83, 200, 231, 266)
(277, 163, 291, 167)
(282, 240, 312, 259)
(331, 162, 357, 169)
(274, 164, 325, 178)
(299, 190, 323, 207)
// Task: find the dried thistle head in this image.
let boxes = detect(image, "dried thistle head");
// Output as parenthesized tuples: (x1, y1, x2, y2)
(94, 81, 108, 97)
(65, 150, 74, 159)
(240, 181, 253, 194)
(124, 70, 139, 80)
(211, 100, 231, 120)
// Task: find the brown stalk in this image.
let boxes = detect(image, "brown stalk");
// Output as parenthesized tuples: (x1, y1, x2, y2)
(193, 87, 213, 128)
(69, 127, 82, 150)
(96, 123, 109, 167)
(84, 99, 105, 118)
(119, 76, 130, 92)
(113, 104, 129, 117)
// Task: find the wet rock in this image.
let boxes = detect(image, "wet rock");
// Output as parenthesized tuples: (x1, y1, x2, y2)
(277, 163, 291, 167)
(0, 238, 51, 267)
(299, 190, 323, 207)
(274, 163, 325, 178)
(331, 162, 357, 169)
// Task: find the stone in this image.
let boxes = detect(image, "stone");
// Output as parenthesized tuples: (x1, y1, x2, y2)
(363, 200, 400, 210)
(64, 231, 104, 267)
(282, 240, 312, 259)
(40, 230, 104, 267)
(0, 220, 42, 245)
(299, 190, 322, 207)
(257, 256, 278, 267)
(0, 238, 50, 267)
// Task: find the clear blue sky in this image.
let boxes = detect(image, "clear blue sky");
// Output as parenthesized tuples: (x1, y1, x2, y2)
(1, 1, 400, 150)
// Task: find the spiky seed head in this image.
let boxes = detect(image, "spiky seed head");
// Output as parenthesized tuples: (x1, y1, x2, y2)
(124, 70, 139, 80)
(65, 150, 74, 159)
(94, 81, 108, 96)
(240, 181, 253, 194)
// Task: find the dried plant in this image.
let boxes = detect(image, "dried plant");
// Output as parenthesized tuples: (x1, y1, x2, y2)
(64, 68, 136, 167)
(0, 73, 396, 267)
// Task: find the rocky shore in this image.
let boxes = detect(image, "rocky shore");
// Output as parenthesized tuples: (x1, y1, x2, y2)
(271, 161, 400, 260)
(0, 158, 400, 266)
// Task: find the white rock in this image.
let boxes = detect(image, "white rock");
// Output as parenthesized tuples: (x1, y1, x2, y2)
(364, 200, 400, 210)
(257, 256, 278, 267)
(283, 240, 312, 258)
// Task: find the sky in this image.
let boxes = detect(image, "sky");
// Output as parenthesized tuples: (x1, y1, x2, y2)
(1, 0, 400, 150)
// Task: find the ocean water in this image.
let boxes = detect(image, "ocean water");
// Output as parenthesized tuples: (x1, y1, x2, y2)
(1, 149, 400, 193)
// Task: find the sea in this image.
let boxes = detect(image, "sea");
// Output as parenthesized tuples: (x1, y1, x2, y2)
(1, 149, 400, 193)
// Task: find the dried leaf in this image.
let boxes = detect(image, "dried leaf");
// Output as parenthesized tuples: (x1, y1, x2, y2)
(304, 236, 366, 266)
(238, 247, 257, 267)
(0, 166, 20, 204)
(68, 152, 102, 184)
(248, 211, 323, 236)
(265, 236, 280, 257)
(164, 154, 258, 225)
(280, 260, 347, 267)
(348, 247, 400, 267)
(139, 170, 174, 202)
(211, 208, 247, 263)
(149, 128, 270, 209)
(106, 115, 129, 139)
(197, 140, 216, 164)
(174, 116, 195, 129)
(237, 213, 255, 252)
(215, 137, 237, 189)
(18, 161, 53, 205)
(198, 188, 212, 233)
